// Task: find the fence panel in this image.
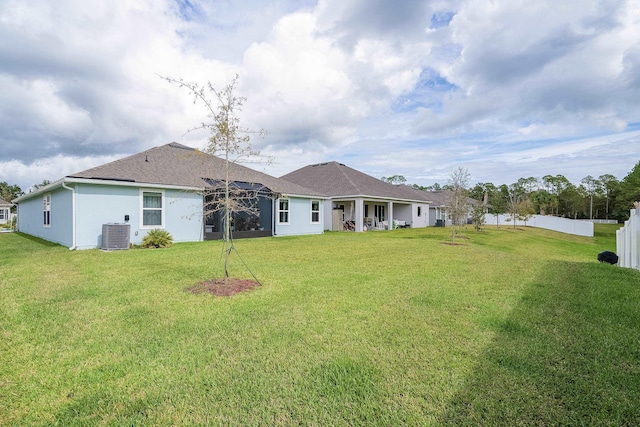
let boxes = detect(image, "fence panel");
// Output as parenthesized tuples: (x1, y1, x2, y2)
(617, 208, 640, 270)
(484, 214, 593, 237)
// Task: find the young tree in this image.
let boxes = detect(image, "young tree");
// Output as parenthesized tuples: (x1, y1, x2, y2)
(488, 184, 509, 228)
(507, 183, 524, 228)
(161, 75, 266, 283)
(446, 166, 470, 241)
(470, 200, 486, 231)
(517, 198, 535, 226)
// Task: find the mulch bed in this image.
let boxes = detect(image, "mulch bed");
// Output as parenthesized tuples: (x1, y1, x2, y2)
(185, 278, 260, 296)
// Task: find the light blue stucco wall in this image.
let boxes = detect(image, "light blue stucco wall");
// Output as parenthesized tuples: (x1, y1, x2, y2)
(16, 187, 73, 247)
(17, 182, 323, 247)
(275, 197, 324, 236)
(74, 184, 203, 249)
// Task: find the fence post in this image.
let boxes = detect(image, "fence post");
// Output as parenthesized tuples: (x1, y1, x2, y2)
(616, 227, 623, 267)
(616, 208, 639, 270)
(632, 209, 640, 270)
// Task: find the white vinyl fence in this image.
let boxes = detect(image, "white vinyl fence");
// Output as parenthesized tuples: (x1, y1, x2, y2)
(616, 208, 640, 270)
(585, 219, 618, 224)
(485, 214, 594, 237)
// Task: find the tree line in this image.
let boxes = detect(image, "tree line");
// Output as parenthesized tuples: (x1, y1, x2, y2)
(383, 161, 640, 222)
(4, 159, 640, 222)
(0, 180, 50, 205)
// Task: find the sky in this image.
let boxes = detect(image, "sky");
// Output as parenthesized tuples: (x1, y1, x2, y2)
(1, 0, 640, 192)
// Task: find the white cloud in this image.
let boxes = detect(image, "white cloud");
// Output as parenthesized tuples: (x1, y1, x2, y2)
(415, 0, 640, 140)
(241, 11, 363, 147)
(1, 0, 639, 192)
(0, 154, 121, 193)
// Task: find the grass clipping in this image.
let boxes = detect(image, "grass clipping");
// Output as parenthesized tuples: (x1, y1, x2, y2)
(186, 278, 260, 296)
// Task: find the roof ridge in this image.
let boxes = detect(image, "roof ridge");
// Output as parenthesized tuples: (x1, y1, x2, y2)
(168, 142, 195, 151)
(335, 162, 360, 192)
(67, 144, 172, 178)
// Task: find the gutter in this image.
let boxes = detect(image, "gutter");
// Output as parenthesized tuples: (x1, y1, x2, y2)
(13, 178, 65, 203)
(13, 177, 203, 204)
(61, 182, 76, 250)
(330, 194, 434, 204)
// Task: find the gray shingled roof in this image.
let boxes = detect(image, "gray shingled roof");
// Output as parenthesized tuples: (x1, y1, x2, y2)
(422, 190, 450, 206)
(281, 161, 432, 203)
(0, 197, 11, 205)
(421, 190, 477, 207)
(69, 142, 325, 197)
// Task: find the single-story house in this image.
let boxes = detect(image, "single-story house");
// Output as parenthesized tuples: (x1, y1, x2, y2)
(0, 197, 12, 225)
(423, 190, 451, 226)
(281, 161, 432, 232)
(422, 190, 478, 226)
(13, 143, 327, 249)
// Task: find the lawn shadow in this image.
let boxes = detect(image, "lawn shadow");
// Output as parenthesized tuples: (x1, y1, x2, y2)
(13, 232, 63, 247)
(438, 261, 640, 425)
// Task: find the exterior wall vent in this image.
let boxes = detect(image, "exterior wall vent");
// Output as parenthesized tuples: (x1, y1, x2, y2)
(102, 223, 130, 250)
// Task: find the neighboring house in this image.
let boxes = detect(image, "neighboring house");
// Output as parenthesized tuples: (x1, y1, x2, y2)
(423, 190, 478, 226)
(0, 197, 12, 225)
(424, 191, 451, 226)
(281, 161, 431, 232)
(13, 143, 326, 249)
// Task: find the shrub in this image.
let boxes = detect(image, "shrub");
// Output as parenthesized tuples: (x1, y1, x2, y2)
(141, 229, 173, 248)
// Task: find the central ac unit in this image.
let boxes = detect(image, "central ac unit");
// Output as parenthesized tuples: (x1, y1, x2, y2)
(102, 223, 130, 250)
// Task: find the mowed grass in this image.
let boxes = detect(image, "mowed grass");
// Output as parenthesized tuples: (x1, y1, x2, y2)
(1, 224, 639, 425)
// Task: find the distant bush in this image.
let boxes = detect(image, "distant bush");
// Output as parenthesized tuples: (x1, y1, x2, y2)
(141, 229, 173, 248)
(1, 216, 16, 230)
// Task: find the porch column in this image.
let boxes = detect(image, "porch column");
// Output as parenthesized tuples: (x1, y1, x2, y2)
(388, 201, 393, 230)
(355, 198, 364, 232)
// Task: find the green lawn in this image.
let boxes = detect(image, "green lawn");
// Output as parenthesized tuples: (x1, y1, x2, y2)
(1, 224, 639, 426)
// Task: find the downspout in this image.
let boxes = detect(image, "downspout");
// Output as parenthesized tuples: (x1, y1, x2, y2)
(272, 197, 277, 236)
(62, 182, 76, 250)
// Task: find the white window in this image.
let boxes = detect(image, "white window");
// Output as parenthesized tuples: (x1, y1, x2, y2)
(141, 190, 164, 228)
(311, 200, 320, 223)
(0, 209, 5, 221)
(43, 194, 51, 227)
(278, 199, 290, 224)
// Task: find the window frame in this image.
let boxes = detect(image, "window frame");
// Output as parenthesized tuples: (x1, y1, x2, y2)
(417, 206, 422, 217)
(43, 193, 51, 227)
(140, 189, 165, 229)
(278, 198, 290, 224)
(310, 200, 320, 224)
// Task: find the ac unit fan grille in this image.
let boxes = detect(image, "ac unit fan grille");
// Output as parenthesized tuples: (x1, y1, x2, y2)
(102, 223, 130, 250)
